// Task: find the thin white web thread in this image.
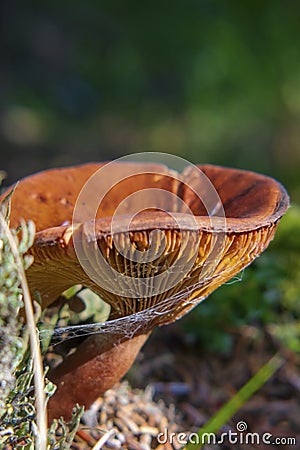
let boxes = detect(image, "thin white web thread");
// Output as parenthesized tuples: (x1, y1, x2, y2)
(38, 263, 244, 347)
(38, 285, 202, 344)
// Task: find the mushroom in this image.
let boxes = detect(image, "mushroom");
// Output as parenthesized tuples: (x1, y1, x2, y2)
(1, 161, 289, 421)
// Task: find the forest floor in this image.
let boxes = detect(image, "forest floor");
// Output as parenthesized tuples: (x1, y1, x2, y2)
(70, 323, 300, 450)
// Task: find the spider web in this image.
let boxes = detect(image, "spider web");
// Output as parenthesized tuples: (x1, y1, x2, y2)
(38, 264, 244, 351)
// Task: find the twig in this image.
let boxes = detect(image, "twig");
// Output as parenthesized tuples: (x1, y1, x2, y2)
(0, 213, 48, 450)
(92, 428, 116, 449)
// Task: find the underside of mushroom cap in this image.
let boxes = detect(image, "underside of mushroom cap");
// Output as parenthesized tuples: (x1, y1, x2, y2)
(27, 216, 278, 329)
(1, 162, 289, 331)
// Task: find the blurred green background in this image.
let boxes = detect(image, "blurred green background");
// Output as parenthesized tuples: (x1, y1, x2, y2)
(1, 0, 300, 205)
(1, 0, 300, 354)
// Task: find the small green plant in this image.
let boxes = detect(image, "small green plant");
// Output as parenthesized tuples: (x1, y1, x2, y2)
(0, 195, 83, 449)
(0, 193, 35, 415)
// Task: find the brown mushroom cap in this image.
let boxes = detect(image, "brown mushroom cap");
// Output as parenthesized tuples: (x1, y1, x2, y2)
(2, 162, 289, 327)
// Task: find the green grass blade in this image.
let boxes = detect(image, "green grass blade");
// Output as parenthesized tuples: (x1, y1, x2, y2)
(185, 353, 284, 450)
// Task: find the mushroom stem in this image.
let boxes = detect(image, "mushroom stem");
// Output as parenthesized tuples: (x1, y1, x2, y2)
(47, 332, 150, 422)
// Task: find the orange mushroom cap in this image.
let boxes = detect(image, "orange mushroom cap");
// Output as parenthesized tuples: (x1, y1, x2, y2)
(2, 162, 289, 326)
